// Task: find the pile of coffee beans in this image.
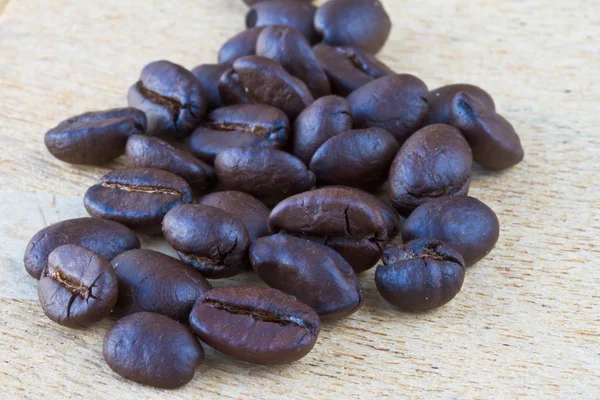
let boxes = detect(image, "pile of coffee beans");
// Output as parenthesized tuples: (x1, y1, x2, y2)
(28, 0, 524, 390)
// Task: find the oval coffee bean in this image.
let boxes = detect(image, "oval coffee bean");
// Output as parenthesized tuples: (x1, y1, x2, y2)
(426, 83, 495, 125)
(348, 74, 429, 143)
(376, 239, 466, 312)
(127, 60, 206, 140)
(111, 249, 212, 321)
(250, 234, 363, 320)
(310, 127, 398, 191)
(24, 218, 140, 280)
(126, 135, 214, 193)
(163, 204, 250, 279)
(314, 0, 391, 54)
(189, 287, 320, 364)
(450, 92, 524, 170)
(104, 312, 204, 389)
(84, 168, 193, 233)
(44, 108, 146, 165)
(218, 27, 265, 65)
(389, 124, 473, 216)
(191, 63, 231, 110)
(215, 147, 315, 206)
(38, 245, 118, 328)
(402, 196, 500, 266)
(246, 0, 318, 44)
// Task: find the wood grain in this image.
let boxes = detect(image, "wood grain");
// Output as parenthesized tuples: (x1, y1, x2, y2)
(0, 0, 598, 398)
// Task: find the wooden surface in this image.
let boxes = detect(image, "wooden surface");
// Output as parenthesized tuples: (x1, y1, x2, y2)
(0, 0, 598, 398)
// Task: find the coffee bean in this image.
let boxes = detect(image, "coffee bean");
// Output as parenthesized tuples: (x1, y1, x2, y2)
(189, 286, 320, 364)
(402, 196, 500, 266)
(127, 60, 206, 140)
(375, 239, 465, 312)
(257, 25, 331, 98)
(84, 168, 193, 233)
(215, 147, 315, 206)
(104, 312, 204, 389)
(310, 127, 398, 191)
(163, 204, 250, 279)
(250, 234, 363, 320)
(125, 135, 214, 193)
(313, 44, 394, 96)
(191, 64, 231, 110)
(218, 27, 265, 65)
(426, 84, 495, 125)
(45, 108, 146, 165)
(24, 218, 140, 280)
(246, 0, 319, 44)
(389, 124, 472, 216)
(347, 74, 429, 143)
(38, 245, 118, 328)
(450, 92, 524, 170)
(187, 104, 289, 164)
(314, 0, 391, 54)
(218, 68, 252, 105)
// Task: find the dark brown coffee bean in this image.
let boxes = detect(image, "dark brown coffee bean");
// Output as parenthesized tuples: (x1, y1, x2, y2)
(84, 168, 193, 233)
(189, 287, 320, 364)
(246, 0, 318, 44)
(314, 0, 391, 54)
(24, 218, 140, 280)
(44, 108, 146, 165)
(450, 92, 524, 170)
(162, 204, 250, 279)
(389, 124, 473, 216)
(104, 312, 204, 389)
(376, 239, 465, 312)
(125, 135, 214, 193)
(319, 235, 383, 274)
(111, 249, 212, 321)
(191, 63, 231, 110)
(218, 68, 253, 105)
(250, 234, 363, 320)
(38, 245, 118, 328)
(402, 196, 500, 266)
(310, 127, 398, 191)
(348, 74, 429, 143)
(218, 27, 265, 65)
(127, 60, 206, 140)
(426, 84, 495, 125)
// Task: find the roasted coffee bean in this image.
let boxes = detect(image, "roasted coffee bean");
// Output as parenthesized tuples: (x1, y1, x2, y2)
(45, 108, 146, 165)
(189, 287, 320, 364)
(389, 124, 473, 216)
(24, 218, 140, 280)
(246, 0, 318, 44)
(215, 147, 315, 206)
(187, 104, 289, 164)
(313, 44, 393, 96)
(218, 27, 265, 65)
(402, 196, 500, 266)
(127, 60, 206, 140)
(314, 0, 391, 54)
(125, 135, 214, 193)
(104, 312, 204, 389)
(191, 63, 231, 110)
(426, 84, 495, 125)
(450, 92, 524, 170)
(84, 168, 193, 233)
(310, 127, 398, 191)
(163, 204, 250, 279)
(250, 234, 363, 320)
(348, 74, 429, 143)
(376, 239, 465, 312)
(218, 68, 253, 106)
(257, 25, 331, 98)
(111, 249, 212, 321)
(38, 245, 118, 328)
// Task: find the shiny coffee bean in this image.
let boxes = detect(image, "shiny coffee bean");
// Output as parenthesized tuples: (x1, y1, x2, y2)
(162, 204, 250, 279)
(45, 108, 146, 165)
(189, 287, 320, 364)
(314, 0, 391, 54)
(215, 147, 315, 206)
(127, 60, 206, 140)
(389, 124, 473, 216)
(111, 249, 212, 322)
(24, 218, 140, 280)
(84, 168, 193, 233)
(250, 234, 363, 320)
(402, 196, 500, 266)
(426, 84, 495, 125)
(191, 63, 231, 110)
(246, 0, 319, 44)
(104, 312, 204, 389)
(38, 245, 118, 328)
(450, 92, 524, 170)
(376, 239, 465, 312)
(218, 27, 265, 65)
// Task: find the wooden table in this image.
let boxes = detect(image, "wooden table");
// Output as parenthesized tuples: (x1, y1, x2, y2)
(0, 0, 598, 398)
